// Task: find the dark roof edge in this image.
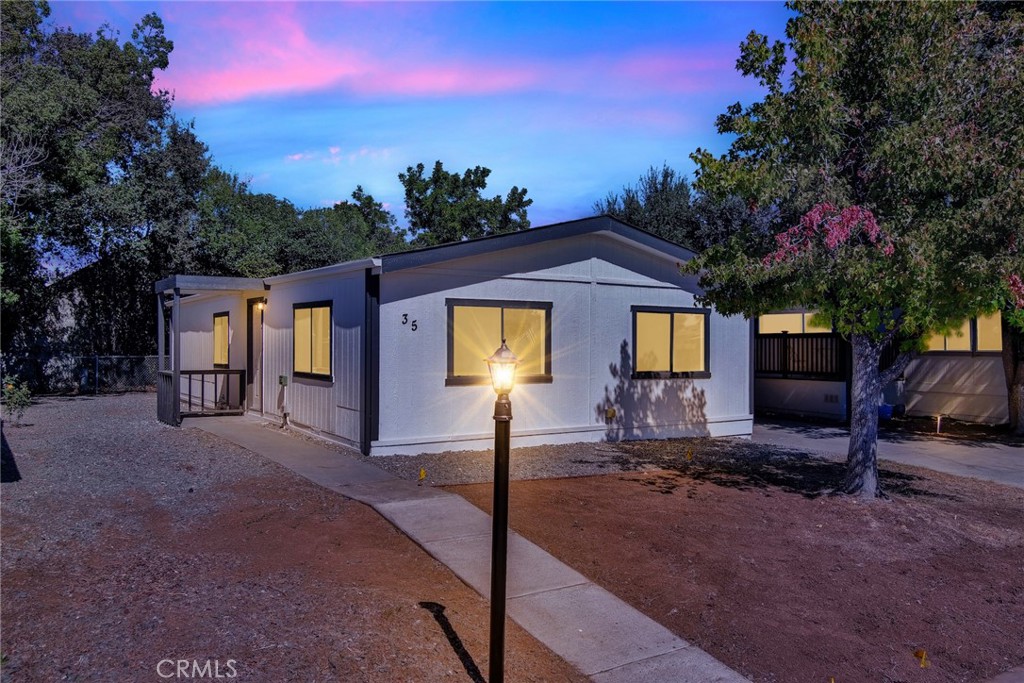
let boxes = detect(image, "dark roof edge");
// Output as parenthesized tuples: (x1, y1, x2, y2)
(154, 274, 266, 294)
(380, 215, 697, 273)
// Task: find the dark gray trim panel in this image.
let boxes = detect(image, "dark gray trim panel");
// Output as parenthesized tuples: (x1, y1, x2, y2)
(361, 273, 380, 455)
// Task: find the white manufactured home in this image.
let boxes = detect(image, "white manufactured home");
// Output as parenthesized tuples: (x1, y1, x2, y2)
(155, 216, 753, 455)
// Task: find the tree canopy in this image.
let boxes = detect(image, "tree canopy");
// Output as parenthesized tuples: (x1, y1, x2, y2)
(594, 164, 697, 247)
(686, 1, 1024, 496)
(400, 161, 531, 247)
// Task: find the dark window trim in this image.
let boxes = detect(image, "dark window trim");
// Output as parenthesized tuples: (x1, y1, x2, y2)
(445, 298, 553, 386)
(213, 311, 230, 369)
(293, 300, 333, 382)
(631, 305, 711, 379)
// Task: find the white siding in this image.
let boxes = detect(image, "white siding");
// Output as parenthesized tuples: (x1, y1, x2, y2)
(755, 378, 848, 421)
(900, 355, 1007, 423)
(178, 294, 247, 372)
(373, 234, 752, 455)
(261, 271, 366, 446)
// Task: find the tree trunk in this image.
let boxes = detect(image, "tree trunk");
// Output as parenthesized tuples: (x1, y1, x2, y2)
(1001, 315, 1023, 436)
(844, 333, 884, 498)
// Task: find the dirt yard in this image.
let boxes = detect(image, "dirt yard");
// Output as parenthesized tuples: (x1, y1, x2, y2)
(451, 440, 1024, 683)
(0, 395, 585, 683)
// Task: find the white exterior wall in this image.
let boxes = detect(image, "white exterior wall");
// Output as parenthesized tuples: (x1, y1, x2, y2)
(261, 271, 366, 446)
(899, 355, 1007, 423)
(755, 378, 848, 421)
(176, 292, 252, 409)
(373, 234, 752, 455)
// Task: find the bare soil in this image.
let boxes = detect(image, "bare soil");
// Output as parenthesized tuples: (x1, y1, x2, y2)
(0, 395, 585, 683)
(451, 439, 1024, 683)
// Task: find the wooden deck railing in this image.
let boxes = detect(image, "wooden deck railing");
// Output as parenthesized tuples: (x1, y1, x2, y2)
(756, 333, 850, 380)
(156, 369, 245, 425)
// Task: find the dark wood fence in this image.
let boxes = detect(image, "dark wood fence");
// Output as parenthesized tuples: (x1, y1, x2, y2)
(756, 333, 850, 380)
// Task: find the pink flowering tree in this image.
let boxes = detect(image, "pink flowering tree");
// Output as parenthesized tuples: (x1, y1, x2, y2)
(686, 2, 1024, 497)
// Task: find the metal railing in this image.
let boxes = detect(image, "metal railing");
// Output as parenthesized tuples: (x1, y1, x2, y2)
(157, 369, 246, 426)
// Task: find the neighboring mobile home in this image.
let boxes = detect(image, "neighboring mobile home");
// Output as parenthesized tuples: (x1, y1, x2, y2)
(754, 309, 1008, 424)
(155, 216, 753, 455)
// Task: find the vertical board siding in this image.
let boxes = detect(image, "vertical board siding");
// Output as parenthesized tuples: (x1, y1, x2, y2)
(177, 294, 248, 373)
(261, 272, 366, 446)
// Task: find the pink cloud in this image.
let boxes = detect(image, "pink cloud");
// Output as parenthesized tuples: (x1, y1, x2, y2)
(155, 2, 536, 105)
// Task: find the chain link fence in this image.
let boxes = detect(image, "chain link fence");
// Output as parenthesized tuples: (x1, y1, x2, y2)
(2, 355, 160, 394)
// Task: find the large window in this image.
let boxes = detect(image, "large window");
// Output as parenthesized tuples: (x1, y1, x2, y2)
(213, 312, 229, 368)
(758, 311, 832, 334)
(446, 299, 552, 385)
(294, 301, 332, 379)
(632, 306, 710, 378)
(925, 312, 1002, 353)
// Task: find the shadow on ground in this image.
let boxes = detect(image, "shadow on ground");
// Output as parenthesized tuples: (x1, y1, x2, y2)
(419, 602, 484, 683)
(611, 438, 958, 501)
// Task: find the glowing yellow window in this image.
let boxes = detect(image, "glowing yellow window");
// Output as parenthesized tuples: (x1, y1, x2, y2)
(976, 312, 1002, 352)
(213, 313, 229, 367)
(633, 308, 708, 376)
(803, 312, 832, 333)
(926, 319, 972, 352)
(759, 313, 803, 334)
(294, 302, 332, 378)
(448, 300, 551, 384)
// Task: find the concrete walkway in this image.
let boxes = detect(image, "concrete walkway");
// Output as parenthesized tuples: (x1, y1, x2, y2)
(190, 416, 748, 683)
(753, 420, 1024, 489)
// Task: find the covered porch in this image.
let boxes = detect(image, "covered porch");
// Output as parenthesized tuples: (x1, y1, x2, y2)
(155, 275, 266, 425)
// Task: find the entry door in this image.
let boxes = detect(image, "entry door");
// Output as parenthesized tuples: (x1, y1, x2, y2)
(247, 300, 264, 412)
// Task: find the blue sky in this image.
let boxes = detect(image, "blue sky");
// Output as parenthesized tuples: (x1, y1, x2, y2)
(49, 1, 793, 226)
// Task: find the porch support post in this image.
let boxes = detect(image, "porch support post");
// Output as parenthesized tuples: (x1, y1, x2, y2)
(157, 292, 166, 371)
(172, 288, 182, 424)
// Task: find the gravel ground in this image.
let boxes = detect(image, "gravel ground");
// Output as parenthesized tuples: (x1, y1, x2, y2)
(0, 394, 587, 683)
(354, 441, 639, 486)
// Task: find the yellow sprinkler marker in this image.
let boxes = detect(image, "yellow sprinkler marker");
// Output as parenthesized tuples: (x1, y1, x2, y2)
(418, 468, 427, 485)
(685, 448, 694, 462)
(914, 649, 930, 668)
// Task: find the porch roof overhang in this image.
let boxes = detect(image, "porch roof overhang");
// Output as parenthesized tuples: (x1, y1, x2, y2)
(154, 274, 266, 296)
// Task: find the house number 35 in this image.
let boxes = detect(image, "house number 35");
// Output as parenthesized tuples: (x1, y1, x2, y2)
(402, 313, 418, 332)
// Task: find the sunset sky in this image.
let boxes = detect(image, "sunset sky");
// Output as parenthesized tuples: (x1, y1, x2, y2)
(49, 1, 793, 226)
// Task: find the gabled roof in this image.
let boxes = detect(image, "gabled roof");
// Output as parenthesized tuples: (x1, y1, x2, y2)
(154, 216, 696, 291)
(379, 215, 697, 273)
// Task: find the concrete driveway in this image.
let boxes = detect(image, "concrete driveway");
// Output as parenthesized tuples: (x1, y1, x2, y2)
(753, 419, 1024, 489)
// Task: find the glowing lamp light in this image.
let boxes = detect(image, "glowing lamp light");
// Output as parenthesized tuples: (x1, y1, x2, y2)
(486, 340, 519, 396)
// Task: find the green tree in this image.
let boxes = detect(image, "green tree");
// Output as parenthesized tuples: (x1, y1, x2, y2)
(686, 2, 1024, 497)
(0, 1, 208, 362)
(594, 164, 698, 247)
(399, 161, 531, 247)
(291, 187, 407, 269)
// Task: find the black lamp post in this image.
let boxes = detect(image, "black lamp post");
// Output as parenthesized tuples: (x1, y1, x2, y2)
(485, 339, 518, 683)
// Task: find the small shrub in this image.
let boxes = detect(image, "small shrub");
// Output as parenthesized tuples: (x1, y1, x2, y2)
(2, 376, 31, 425)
